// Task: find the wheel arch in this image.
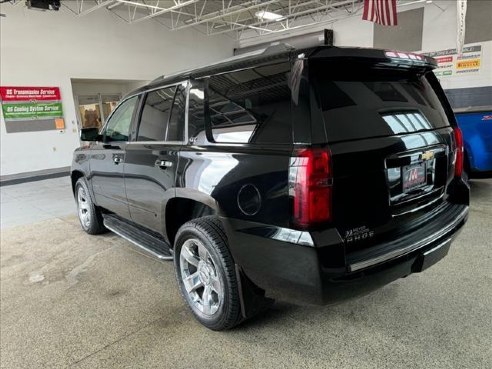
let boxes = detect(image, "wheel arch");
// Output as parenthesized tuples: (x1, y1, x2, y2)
(71, 170, 85, 194)
(165, 189, 223, 246)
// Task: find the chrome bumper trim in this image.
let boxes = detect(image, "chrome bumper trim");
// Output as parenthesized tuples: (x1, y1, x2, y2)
(423, 237, 452, 256)
(349, 206, 468, 272)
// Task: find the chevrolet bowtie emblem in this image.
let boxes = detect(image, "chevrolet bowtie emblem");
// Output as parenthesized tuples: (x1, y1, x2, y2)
(421, 151, 434, 161)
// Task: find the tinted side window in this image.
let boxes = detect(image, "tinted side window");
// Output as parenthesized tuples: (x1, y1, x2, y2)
(207, 62, 291, 144)
(137, 86, 176, 141)
(103, 96, 138, 142)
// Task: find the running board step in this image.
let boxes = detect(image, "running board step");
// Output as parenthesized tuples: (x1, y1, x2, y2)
(103, 215, 173, 261)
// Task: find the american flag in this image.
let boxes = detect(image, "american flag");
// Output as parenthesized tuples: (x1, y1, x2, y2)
(362, 0, 398, 26)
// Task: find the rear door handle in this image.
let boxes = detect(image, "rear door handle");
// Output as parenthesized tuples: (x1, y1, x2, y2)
(155, 160, 173, 169)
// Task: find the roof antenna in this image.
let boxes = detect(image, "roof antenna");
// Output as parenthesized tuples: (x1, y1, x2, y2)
(324, 29, 334, 46)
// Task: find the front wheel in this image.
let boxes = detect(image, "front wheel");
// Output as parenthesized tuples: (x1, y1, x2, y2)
(174, 216, 242, 330)
(75, 178, 106, 235)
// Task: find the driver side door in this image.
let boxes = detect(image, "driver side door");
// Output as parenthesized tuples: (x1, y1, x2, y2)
(90, 95, 139, 220)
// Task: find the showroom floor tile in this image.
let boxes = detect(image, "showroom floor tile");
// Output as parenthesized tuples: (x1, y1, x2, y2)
(0, 177, 76, 228)
(1, 178, 491, 369)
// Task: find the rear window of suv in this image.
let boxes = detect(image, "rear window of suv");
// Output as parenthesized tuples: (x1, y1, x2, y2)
(312, 62, 451, 143)
(206, 61, 292, 144)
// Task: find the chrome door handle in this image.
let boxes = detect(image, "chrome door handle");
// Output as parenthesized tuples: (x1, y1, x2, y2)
(155, 160, 173, 169)
(113, 156, 123, 164)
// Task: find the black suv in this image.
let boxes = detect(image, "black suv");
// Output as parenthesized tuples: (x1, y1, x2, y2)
(72, 45, 469, 330)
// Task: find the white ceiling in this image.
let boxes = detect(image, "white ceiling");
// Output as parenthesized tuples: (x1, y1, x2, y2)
(9, 0, 431, 41)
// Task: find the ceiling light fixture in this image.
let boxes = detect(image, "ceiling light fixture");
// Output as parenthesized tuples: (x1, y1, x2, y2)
(255, 10, 285, 21)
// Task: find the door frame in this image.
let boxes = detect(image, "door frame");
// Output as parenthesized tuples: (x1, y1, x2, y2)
(75, 93, 122, 135)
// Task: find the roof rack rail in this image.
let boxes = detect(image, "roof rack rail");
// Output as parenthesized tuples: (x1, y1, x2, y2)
(149, 43, 295, 85)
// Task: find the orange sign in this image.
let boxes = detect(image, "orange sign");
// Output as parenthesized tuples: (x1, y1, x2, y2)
(55, 118, 65, 130)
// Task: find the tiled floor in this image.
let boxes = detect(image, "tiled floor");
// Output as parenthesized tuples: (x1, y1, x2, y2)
(1, 177, 76, 228)
(1, 177, 491, 369)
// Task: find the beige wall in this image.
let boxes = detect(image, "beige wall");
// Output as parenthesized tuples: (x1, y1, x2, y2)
(0, 5, 235, 176)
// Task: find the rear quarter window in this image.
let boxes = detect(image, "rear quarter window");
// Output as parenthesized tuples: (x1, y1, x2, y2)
(206, 61, 292, 144)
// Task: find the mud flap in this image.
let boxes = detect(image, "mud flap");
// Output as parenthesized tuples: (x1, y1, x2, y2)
(235, 265, 274, 320)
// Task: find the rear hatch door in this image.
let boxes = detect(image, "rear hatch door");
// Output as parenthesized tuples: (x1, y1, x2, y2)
(309, 52, 457, 255)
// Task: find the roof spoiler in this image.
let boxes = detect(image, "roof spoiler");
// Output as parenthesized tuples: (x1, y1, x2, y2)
(308, 47, 437, 70)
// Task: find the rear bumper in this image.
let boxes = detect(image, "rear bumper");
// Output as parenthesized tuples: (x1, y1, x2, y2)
(223, 203, 468, 305)
(346, 205, 468, 272)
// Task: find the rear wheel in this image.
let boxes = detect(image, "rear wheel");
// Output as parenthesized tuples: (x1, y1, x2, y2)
(174, 216, 242, 330)
(75, 178, 106, 235)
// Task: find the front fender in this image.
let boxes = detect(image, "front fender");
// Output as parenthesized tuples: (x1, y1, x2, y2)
(71, 148, 93, 197)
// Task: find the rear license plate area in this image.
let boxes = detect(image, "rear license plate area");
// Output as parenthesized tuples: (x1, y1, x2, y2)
(402, 163, 427, 192)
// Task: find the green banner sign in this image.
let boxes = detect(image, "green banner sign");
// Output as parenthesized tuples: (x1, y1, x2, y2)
(2, 102, 63, 120)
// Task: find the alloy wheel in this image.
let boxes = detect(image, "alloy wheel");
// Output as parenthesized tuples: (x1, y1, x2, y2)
(77, 186, 91, 228)
(179, 238, 223, 316)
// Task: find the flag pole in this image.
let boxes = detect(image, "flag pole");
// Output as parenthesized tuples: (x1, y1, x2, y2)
(457, 0, 467, 55)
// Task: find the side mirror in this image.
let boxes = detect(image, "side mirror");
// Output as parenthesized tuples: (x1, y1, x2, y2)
(80, 127, 101, 142)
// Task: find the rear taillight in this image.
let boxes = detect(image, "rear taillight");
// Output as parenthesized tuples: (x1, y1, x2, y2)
(289, 148, 332, 228)
(453, 127, 464, 177)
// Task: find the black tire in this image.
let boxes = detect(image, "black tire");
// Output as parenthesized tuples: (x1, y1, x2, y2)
(174, 216, 242, 330)
(75, 178, 106, 235)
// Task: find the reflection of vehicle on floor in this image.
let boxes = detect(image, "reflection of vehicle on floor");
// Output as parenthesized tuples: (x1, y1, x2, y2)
(71, 45, 470, 330)
(455, 110, 492, 177)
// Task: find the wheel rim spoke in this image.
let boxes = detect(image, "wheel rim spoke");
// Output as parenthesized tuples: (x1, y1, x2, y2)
(77, 187, 91, 226)
(210, 274, 221, 294)
(183, 272, 203, 293)
(181, 245, 199, 267)
(197, 242, 208, 261)
(201, 285, 213, 315)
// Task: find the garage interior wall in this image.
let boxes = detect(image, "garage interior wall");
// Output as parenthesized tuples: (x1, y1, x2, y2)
(237, 0, 491, 90)
(0, 5, 235, 179)
(373, 7, 424, 51)
(2, 1, 491, 180)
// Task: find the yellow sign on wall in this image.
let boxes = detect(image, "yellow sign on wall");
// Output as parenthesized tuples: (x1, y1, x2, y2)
(456, 59, 481, 70)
